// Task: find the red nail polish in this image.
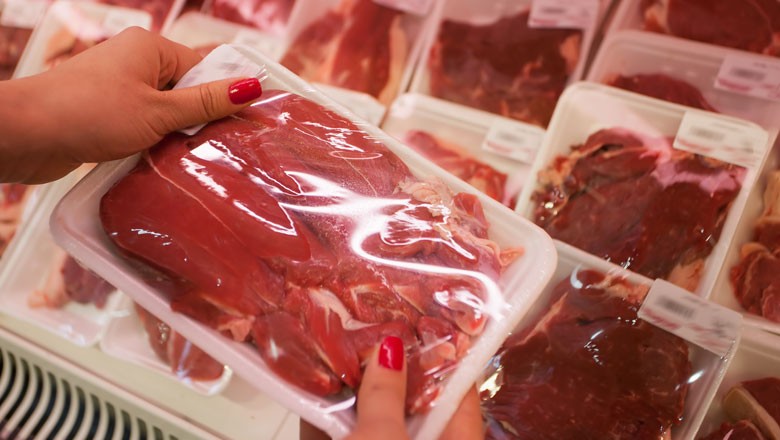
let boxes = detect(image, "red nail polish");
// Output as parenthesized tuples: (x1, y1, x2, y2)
(228, 78, 262, 105)
(378, 336, 404, 371)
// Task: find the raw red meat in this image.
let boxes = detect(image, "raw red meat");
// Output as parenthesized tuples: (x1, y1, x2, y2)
(0, 183, 29, 255)
(403, 130, 508, 205)
(428, 10, 581, 127)
(698, 421, 767, 440)
(280, 0, 407, 103)
(531, 128, 745, 292)
(481, 269, 691, 439)
(0, 26, 33, 80)
(641, 0, 780, 56)
(99, 0, 176, 32)
(608, 73, 718, 112)
(741, 378, 780, 432)
(29, 249, 116, 309)
(135, 304, 225, 381)
(210, 0, 296, 33)
(101, 89, 520, 413)
(731, 171, 780, 322)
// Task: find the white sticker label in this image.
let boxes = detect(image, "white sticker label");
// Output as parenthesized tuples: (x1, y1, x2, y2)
(528, 0, 599, 29)
(639, 280, 741, 358)
(231, 30, 277, 59)
(673, 111, 768, 167)
(102, 9, 152, 36)
(314, 83, 386, 125)
(481, 120, 545, 164)
(715, 55, 780, 102)
(372, 0, 433, 16)
(175, 44, 267, 135)
(0, 0, 48, 29)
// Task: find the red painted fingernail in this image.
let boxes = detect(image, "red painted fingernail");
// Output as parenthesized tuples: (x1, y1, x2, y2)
(228, 78, 262, 104)
(378, 336, 404, 371)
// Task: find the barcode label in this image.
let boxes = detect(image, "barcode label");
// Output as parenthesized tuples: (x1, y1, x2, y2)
(231, 30, 278, 59)
(673, 111, 768, 167)
(102, 9, 152, 36)
(529, 0, 599, 29)
(0, 0, 48, 29)
(715, 55, 780, 102)
(372, 0, 433, 16)
(481, 119, 545, 163)
(639, 279, 741, 358)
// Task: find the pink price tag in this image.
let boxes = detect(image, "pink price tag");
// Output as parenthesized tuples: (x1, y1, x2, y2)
(715, 55, 780, 102)
(528, 0, 599, 29)
(372, 0, 433, 16)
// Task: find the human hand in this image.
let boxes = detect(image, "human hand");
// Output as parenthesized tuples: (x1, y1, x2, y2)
(299, 336, 484, 440)
(0, 27, 263, 183)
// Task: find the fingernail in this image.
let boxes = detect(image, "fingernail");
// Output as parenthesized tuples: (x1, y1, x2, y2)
(228, 78, 262, 105)
(378, 336, 404, 371)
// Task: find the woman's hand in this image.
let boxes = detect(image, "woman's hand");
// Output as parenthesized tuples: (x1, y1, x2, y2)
(300, 336, 485, 440)
(0, 27, 262, 183)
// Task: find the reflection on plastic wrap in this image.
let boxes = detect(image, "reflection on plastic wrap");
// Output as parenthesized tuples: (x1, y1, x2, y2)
(480, 269, 692, 439)
(98, 0, 175, 31)
(0, 184, 30, 256)
(100, 90, 522, 413)
(608, 73, 719, 112)
(403, 130, 511, 207)
(0, 25, 32, 79)
(281, 0, 408, 103)
(731, 171, 780, 323)
(134, 303, 225, 382)
(641, 0, 780, 56)
(698, 377, 780, 440)
(210, 0, 296, 33)
(29, 249, 116, 309)
(531, 127, 745, 292)
(428, 9, 581, 127)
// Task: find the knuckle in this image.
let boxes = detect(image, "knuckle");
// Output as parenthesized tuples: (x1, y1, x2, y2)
(198, 85, 222, 119)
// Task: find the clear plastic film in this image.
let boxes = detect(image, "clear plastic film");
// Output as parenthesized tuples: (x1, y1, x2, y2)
(480, 242, 738, 440)
(51, 44, 557, 439)
(206, 0, 297, 34)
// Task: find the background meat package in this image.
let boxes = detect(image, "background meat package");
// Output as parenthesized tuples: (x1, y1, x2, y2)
(49, 45, 558, 440)
(408, 0, 608, 128)
(711, 144, 780, 335)
(588, 31, 780, 131)
(696, 327, 780, 439)
(202, 0, 299, 35)
(608, 0, 780, 57)
(95, 0, 184, 33)
(0, 172, 122, 347)
(12, 1, 152, 80)
(479, 241, 736, 440)
(0, 184, 36, 260)
(382, 93, 542, 209)
(515, 83, 772, 299)
(100, 296, 232, 396)
(0, 0, 51, 80)
(164, 11, 284, 60)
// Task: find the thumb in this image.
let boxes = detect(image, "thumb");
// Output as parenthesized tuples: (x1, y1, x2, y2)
(157, 77, 262, 131)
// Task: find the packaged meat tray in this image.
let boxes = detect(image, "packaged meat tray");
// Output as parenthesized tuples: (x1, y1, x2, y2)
(49, 44, 557, 440)
(711, 142, 780, 335)
(0, 0, 50, 80)
(515, 82, 773, 298)
(0, 172, 122, 346)
(608, 0, 780, 57)
(12, 0, 152, 79)
(480, 241, 738, 440)
(95, 0, 184, 32)
(203, 0, 299, 35)
(100, 295, 232, 396)
(382, 93, 544, 208)
(408, 0, 607, 128)
(696, 327, 780, 439)
(164, 11, 284, 60)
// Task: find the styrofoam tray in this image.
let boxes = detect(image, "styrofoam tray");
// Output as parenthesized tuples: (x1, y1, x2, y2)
(50, 44, 558, 440)
(100, 295, 232, 396)
(13, 0, 152, 79)
(696, 327, 780, 437)
(0, 172, 123, 346)
(164, 11, 284, 60)
(515, 82, 772, 298)
(588, 30, 780, 130)
(486, 241, 735, 440)
(382, 93, 541, 206)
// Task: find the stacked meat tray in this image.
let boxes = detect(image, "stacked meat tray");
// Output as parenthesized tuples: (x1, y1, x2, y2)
(1, 1, 780, 440)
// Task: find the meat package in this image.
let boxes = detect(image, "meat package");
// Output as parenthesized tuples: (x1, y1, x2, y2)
(0, 184, 31, 257)
(206, 0, 296, 34)
(280, 0, 426, 105)
(97, 0, 182, 32)
(0, 0, 49, 79)
(28, 247, 116, 310)
(480, 243, 734, 440)
(50, 46, 557, 440)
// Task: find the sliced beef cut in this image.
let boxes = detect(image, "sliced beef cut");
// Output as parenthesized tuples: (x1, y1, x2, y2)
(481, 269, 691, 440)
(210, 0, 296, 33)
(608, 73, 718, 111)
(428, 10, 581, 127)
(721, 378, 780, 440)
(0, 26, 33, 80)
(698, 421, 767, 440)
(29, 249, 116, 309)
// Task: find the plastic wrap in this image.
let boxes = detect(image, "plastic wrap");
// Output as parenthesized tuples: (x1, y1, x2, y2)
(480, 242, 737, 440)
(97, 0, 183, 32)
(50, 44, 557, 440)
(516, 83, 771, 297)
(0, 0, 49, 80)
(205, 0, 297, 34)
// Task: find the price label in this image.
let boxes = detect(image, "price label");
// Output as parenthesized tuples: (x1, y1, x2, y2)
(0, 0, 48, 29)
(231, 30, 278, 59)
(528, 0, 599, 29)
(673, 111, 768, 167)
(314, 83, 386, 125)
(715, 55, 780, 102)
(481, 119, 545, 164)
(102, 9, 152, 36)
(372, 0, 434, 16)
(638, 280, 741, 358)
